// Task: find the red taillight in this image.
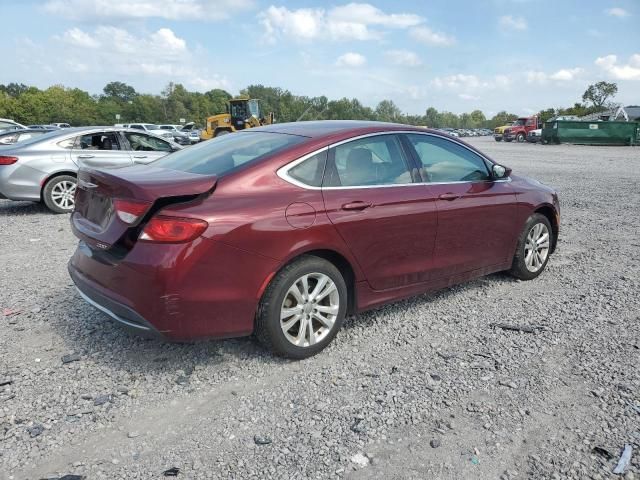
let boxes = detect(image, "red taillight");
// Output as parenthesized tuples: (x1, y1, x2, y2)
(113, 198, 151, 224)
(0, 156, 18, 165)
(139, 216, 208, 243)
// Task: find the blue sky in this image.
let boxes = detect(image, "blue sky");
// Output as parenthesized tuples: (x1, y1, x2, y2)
(2, 0, 639, 116)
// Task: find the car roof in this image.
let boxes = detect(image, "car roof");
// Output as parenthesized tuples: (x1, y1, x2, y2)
(253, 120, 433, 139)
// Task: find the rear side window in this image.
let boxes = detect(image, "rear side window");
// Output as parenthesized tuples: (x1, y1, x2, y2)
(287, 151, 327, 187)
(152, 131, 306, 176)
(406, 134, 490, 183)
(324, 135, 412, 187)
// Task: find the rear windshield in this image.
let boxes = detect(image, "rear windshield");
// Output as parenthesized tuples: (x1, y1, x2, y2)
(152, 131, 307, 176)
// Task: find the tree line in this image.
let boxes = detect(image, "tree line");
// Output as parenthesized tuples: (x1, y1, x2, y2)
(0, 80, 617, 129)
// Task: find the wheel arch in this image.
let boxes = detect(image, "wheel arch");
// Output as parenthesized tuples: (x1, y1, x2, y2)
(534, 204, 559, 253)
(261, 248, 358, 316)
(40, 170, 77, 201)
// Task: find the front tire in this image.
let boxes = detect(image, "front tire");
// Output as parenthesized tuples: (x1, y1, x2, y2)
(42, 175, 77, 214)
(256, 256, 348, 359)
(509, 213, 553, 280)
(516, 133, 526, 143)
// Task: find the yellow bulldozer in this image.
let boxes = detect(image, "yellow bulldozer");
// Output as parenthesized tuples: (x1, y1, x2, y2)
(200, 97, 274, 141)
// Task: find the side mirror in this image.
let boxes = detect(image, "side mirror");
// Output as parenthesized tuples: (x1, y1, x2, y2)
(492, 164, 512, 179)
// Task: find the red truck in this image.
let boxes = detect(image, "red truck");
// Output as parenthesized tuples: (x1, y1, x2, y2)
(503, 116, 542, 143)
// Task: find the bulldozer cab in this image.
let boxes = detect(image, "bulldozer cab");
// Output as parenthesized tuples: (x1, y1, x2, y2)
(229, 99, 261, 130)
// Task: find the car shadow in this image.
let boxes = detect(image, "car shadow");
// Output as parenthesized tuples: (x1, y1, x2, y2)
(49, 272, 517, 375)
(0, 200, 52, 215)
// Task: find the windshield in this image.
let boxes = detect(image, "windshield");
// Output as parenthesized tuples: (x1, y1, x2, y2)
(514, 119, 527, 126)
(230, 102, 248, 119)
(152, 131, 306, 176)
(144, 124, 161, 130)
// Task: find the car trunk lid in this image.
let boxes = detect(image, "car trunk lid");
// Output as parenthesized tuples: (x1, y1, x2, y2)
(71, 165, 216, 250)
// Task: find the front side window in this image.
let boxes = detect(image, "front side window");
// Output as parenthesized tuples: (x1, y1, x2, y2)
(124, 132, 172, 152)
(406, 134, 490, 183)
(75, 132, 121, 151)
(152, 131, 306, 176)
(324, 135, 412, 187)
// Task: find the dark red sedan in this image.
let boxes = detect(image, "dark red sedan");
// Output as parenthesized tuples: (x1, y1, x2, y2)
(69, 121, 560, 358)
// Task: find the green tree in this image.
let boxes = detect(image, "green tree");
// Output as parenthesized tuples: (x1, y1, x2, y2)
(424, 107, 440, 128)
(582, 81, 618, 110)
(489, 111, 518, 129)
(375, 100, 403, 123)
(469, 110, 486, 128)
(0, 83, 29, 98)
(102, 81, 138, 103)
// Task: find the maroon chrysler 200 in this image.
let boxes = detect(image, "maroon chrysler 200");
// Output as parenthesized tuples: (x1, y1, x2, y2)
(69, 121, 560, 359)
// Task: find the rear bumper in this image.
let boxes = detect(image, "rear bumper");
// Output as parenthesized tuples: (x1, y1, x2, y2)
(67, 238, 280, 341)
(69, 263, 163, 338)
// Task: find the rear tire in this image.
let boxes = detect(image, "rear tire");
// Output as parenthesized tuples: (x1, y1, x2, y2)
(256, 256, 347, 359)
(509, 213, 553, 280)
(42, 175, 76, 214)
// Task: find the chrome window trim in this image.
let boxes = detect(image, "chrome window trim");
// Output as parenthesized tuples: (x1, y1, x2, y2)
(276, 130, 510, 190)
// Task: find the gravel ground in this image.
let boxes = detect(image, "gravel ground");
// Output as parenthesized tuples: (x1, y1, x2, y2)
(1, 137, 639, 480)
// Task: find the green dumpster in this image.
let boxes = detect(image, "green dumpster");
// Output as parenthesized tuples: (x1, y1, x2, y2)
(541, 120, 639, 145)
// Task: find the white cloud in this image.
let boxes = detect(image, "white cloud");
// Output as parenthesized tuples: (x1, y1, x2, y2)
(61, 28, 100, 48)
(336, 52, 366, 67)
(432, 74, 484, 90)
(409, 26, 455, 46)
(499, 15, 528, 31)
(458, 93, 479, 101)
(549, 67, 583, 81)
(59, 27, 187, 58)
(385, 50, 422, 67)
(605, 7, 630, 17)
(329, 3, 422, 28)
(595, 54, 640, 80)
(44, 0, 254, 21)
(53, 27, 229, 90)
(526, 67, 582, 84)
(259, 3, 424, 42)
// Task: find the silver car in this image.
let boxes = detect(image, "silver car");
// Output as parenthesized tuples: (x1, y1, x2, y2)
(0, 126, 182, 213)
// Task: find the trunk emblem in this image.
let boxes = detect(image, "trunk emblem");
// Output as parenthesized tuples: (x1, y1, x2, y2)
(95, 242, 109, 250)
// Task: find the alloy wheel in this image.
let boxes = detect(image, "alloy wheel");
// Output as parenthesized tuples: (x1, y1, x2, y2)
(524, 222, 550, 272)
(50, 180, 77, 210)
(280, 273, 340, 348)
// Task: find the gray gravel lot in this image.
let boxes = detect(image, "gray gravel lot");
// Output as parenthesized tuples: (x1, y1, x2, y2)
(1, 137, 639, 479)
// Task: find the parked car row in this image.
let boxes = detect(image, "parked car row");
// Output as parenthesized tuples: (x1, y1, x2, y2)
(115, 123, 201, 146)
(433, 127, 493, 138)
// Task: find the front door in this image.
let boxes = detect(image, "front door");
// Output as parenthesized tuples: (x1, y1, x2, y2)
(403, 133, 518, 277)
(70, 131, 133, 169)
(322, 134, 438, 290)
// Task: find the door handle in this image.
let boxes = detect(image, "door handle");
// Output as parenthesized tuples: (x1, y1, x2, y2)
(341, 201, 372, 211)
(133, 155, 147, 159)
(438, 193, 461, 201)
(77, 154, 95, 159)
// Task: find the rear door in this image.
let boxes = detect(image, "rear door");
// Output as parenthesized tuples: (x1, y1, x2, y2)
(70, 131, 133, 168)
(404, 133, 518, 277)
(321, 133, 438, 290)
(122, 132, 174, 164)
